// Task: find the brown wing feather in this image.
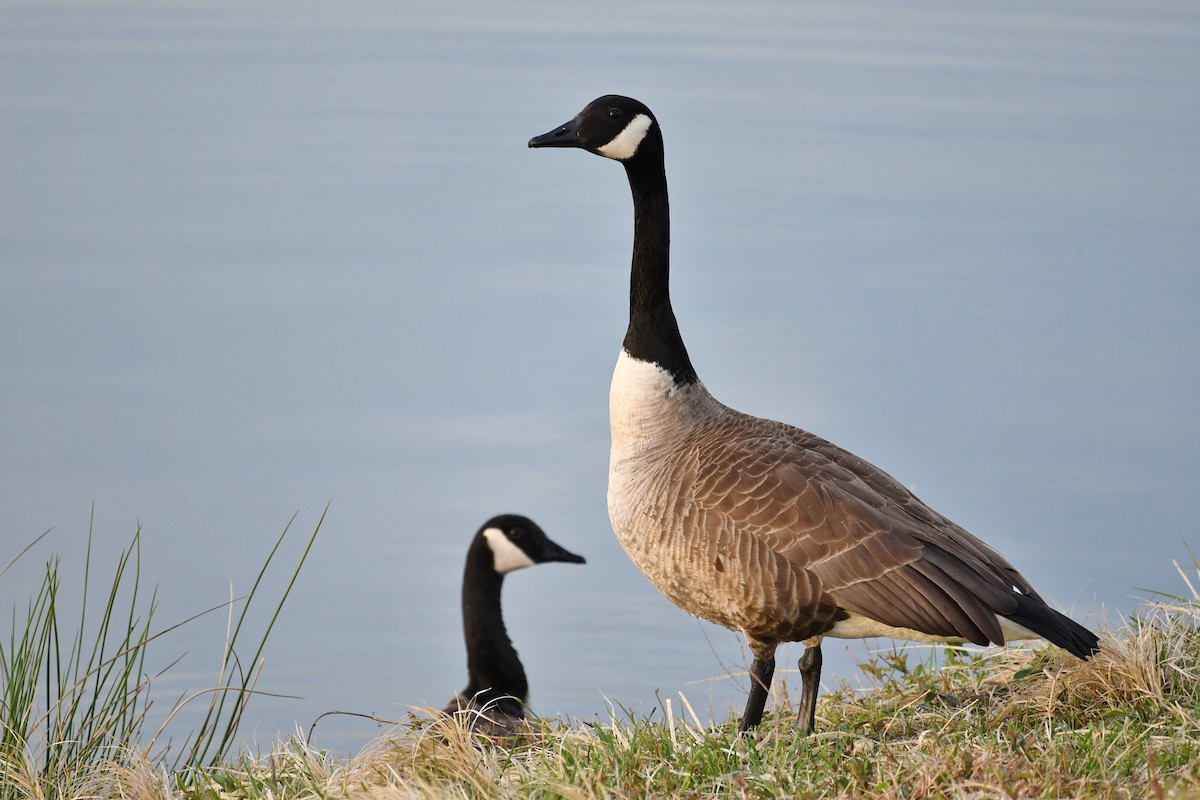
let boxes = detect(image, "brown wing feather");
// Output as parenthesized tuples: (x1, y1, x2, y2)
(691, 410, 1031, 645)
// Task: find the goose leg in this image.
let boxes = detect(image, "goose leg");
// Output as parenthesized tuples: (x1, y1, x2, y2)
(739, 654, 775, 731)
(797, 643, 823, 734)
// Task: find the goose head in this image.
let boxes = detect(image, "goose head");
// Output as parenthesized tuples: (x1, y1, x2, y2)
(477, 513, 586, 575)
(528, 95, 662, 163)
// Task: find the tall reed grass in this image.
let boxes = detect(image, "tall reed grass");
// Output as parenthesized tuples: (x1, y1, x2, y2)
(0, 506, 323, 799)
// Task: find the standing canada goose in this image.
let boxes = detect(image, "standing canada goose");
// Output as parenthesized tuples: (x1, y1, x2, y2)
(529, 95, 1099, 734)
(443, 514, 585, 734)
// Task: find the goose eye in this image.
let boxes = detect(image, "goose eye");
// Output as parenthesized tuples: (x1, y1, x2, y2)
(509, 527, 525, 540)
(608, 108, 623, 119)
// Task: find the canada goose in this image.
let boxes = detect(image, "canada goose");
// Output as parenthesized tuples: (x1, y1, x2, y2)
(443, 514, 585, 734)
(529, 95, 1099, 733)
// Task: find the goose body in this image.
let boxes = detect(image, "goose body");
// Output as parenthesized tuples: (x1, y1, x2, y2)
(443, 514, 585, 734)
(529, 95, 1098, 732)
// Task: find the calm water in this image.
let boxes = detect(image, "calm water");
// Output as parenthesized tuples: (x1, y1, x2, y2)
(2, 0, 1198, 754)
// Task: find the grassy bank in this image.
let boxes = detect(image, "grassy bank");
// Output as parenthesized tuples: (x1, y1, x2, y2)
(4, 533, 1198, 799)
(187, 577, 1200, 800)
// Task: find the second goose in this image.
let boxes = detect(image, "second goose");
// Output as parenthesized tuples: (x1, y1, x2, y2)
(443, 514, 585, 734)
(529, 95, 1099, 734)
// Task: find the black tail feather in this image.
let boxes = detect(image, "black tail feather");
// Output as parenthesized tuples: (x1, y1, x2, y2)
(1004, 593, 1100, 659)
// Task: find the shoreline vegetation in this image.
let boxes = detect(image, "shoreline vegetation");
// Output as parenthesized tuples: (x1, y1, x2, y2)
(3, 523, 1197, 799)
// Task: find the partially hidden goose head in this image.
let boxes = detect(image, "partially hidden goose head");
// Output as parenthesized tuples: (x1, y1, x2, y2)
(474, 513, 587, 575)
(530, 96, 1099, 735)
(443, 514, 584, 737)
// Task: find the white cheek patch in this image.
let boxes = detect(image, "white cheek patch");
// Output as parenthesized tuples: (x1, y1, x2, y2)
(598, 113, 653, 160)
(482, 527, 535, 574)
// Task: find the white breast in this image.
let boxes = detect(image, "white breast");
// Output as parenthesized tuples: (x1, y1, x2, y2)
(609, 349, 679, 447)
(607, 348, 724, 537)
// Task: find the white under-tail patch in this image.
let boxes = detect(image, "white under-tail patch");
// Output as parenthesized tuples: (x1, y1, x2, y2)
(997, 616, 1040, 642)
(598, 113, 652, 160)
(822, 610, 1041, 644)
(483, 527, 535, 573)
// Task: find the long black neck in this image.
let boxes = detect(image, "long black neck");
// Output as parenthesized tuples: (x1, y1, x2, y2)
(621, 151, 698, 385)
(459, 543, 527, 715)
